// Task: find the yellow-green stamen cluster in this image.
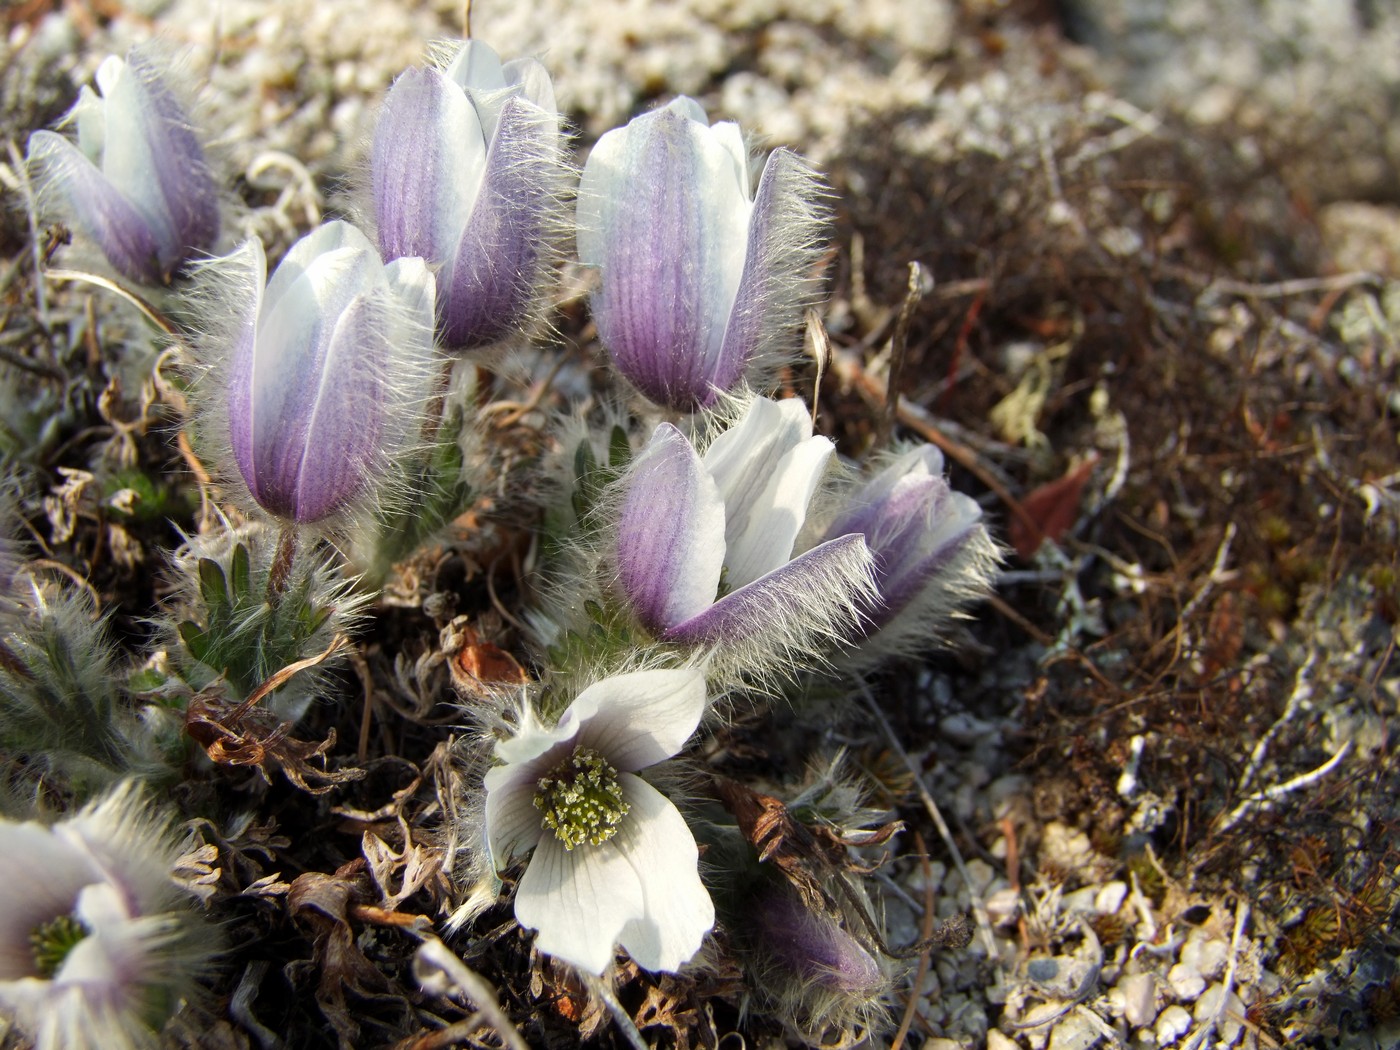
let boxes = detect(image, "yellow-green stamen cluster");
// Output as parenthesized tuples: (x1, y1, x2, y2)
(30, 913, 89, 978)
(534, 746, 630, 850)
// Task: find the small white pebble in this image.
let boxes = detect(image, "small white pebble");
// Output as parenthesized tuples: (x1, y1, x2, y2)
(1096, 881, 1128, 914)
(1120, 972, 1159, 1028)
(985, 886, 1021, 926)
(987, 1032, 1020, 1050)
(1167, 962, 1206, 1000)
(1179, 929, 1228, 980)
(1194, 983, 1247, 1046)
(1047, 1011, 1102, 1050)
(1156, 1004, 1192, 1045)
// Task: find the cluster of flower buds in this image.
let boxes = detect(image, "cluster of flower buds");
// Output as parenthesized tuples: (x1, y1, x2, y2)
(13, 32, 1003, 1048)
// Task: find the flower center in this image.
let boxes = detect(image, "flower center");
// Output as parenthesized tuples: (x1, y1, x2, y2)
(533, 746, 630, 850)
(30, 913, 89, 978)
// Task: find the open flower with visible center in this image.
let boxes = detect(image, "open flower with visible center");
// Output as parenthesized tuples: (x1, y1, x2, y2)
(615, 396, 876, 673)
(373, 40, 567, 350)
(577, 97, 827, 411)
(27, 50, 220, 285)
(0, 783, 212, 1050)
(484, 668, 713, 974)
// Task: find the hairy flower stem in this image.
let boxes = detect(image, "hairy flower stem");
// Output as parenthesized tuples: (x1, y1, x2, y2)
(266, 525, 298, 605)
(0, 638, 33, 681)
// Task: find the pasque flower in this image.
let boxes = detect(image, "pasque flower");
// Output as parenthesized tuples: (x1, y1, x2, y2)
(0, 783, 213, 1050)
(616, 397, 876, 667)
(226, 221, 437, 524)
(577, 97, 827, 411)
(484, 668, 713, 974)
(27, 50, 220, 285)
(817, 445, 998, 654)
(373, 40, 567, 350)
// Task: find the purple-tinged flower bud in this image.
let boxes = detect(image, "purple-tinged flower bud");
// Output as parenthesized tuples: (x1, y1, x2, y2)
(613, 396, 876, 677)
(818, 445, 999, 656)
(752, 887, 884, 998)
(27, 50, 220, 285)
(577, 97, 827, 411)
(225, 221, 437, 525)
(372, 40, 567, 351)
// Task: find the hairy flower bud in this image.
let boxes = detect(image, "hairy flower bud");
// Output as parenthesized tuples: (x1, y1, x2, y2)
(28, 50, 220, 285)
(613, 396, 875, 678)
(225, 221, 437, 524)
(373, 40, 567, 351)
(818, 445, 1000, 658)
(577, 97, 827, 411)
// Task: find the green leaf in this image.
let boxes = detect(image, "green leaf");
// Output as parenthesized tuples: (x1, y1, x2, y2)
(608, 425, 632, 471)
(230, 543, 251, 600)
(177, 621, 210, 664)
(197, 558, 228, 610)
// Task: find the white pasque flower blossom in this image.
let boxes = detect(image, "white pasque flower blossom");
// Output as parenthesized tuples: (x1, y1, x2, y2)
(0, 782, 210, 1050)
(484, 668, 714, 974)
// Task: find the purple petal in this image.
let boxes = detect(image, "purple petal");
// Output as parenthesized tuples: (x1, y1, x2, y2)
(438, 96, 556, 349)
(864, 493, 983, 628)
(617, 424, 725, 634)
(27, 131, 164, 284)
(664, 534, 870, 646)
(372, 67, 485, 264)
(578, 98, 750, 409)
(238, 237, 381, 519)
(717, 148, 827, 389)
(291, 295, 384, 522)
(226, 240, 267, 508)
(123, 51, 220, 270)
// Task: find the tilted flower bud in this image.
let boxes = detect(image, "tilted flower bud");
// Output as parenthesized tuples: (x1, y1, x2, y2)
(577, 97, 827, 411)
(27, 50, 220, 285)
(817, 445, 999, 656)
(373, 40, 567, 351)
(614, 396, 875, 676)
(225, 221, 438, 524)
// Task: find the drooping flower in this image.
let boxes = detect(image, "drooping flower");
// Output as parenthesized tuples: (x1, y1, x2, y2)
(0, 783, 214, 1050)
(225, 221, 437, 525)
(577, 97, 828, 411)
(739, 882, 889, 1044)
(372, 40, 567, 351)
(615, 396, 876, 670)
(27, 50, 220, 285)
(483, 668, 713, 974)
(815, 445, 999, 657)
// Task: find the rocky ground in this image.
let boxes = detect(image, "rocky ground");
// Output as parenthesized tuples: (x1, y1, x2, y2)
(1, 0, 1398, 1048)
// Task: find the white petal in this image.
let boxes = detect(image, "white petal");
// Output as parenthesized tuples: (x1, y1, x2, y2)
(704, 398, 831, 587)
(262, 221, 379, 320)
(514, 827, 640, 974)
(72, 85, 105, 162)
(502, 57, 557, 115)
(484, 757, 548, 870)
(722, 432, 833, 589)
(612, 775, 713, 973)
(570, 669, 706, 771)
(0, 825, 94, 980)
(445, 40, 507, 92)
